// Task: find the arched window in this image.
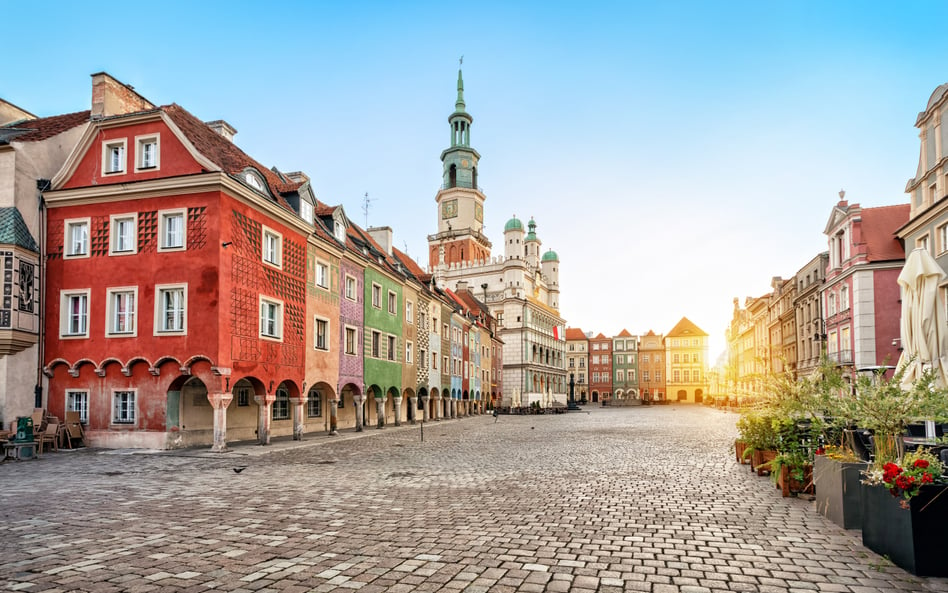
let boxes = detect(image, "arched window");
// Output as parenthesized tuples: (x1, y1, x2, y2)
(272, 384, 290, 420)
(449, 164, 457, 188)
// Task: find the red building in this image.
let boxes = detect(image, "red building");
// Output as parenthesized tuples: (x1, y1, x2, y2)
(822, 194, 909, 374)
(43, 74, 317, 450)
(589, 332, 612, 403)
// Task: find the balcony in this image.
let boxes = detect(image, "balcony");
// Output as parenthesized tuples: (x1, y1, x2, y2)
(827, 350, 853, 364)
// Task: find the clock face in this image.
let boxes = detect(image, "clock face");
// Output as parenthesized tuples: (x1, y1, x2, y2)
(442, 199, 458, 219)
(461, 159, 469, 168)
(475, 203, 483, 222)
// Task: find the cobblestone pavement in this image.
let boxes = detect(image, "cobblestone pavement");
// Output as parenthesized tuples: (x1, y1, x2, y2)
(1, 405, 946, 593)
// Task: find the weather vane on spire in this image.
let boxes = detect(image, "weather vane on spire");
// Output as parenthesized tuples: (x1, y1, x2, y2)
(459, 55, 463, 67)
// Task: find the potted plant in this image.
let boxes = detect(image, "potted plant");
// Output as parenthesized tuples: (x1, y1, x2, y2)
(736, 407, 779, 476)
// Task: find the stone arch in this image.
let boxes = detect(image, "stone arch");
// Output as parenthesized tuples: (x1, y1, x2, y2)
(694, 388, 704, 404)
(677, 389, 687, 401)
(171, 375, 212, 447)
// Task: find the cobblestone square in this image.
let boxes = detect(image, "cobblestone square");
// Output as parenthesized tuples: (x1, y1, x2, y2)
(1, 406, 945, 592)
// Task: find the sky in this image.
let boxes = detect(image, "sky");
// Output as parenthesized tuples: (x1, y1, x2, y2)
(4, 1, 947, 360)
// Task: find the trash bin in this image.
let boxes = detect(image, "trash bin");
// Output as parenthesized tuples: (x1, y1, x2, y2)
(13, 416, 34, 443)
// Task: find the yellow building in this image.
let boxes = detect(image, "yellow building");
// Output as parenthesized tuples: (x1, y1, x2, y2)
(664, 317, 710, 403)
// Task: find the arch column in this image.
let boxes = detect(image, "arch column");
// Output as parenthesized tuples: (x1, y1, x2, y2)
(329, 397, 339, 435)
(375, 396, 385, 429)
(354, 393, 365, 432)
(207, 392, 233, 453)
(422, 396, 430, 422)
(291, 396, 307, 441)
(254, 394, 275, 445)
(393, 396, 403, 427)
(408, 396, 416, 424)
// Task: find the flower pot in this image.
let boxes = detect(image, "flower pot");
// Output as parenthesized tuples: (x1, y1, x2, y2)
(813, 454, 867, 530)
(860, 483, 948, 577)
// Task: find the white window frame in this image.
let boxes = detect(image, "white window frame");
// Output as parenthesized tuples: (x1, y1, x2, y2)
(106, 286, 138, 337)
(102, 138, 127, 174)
(406, 340, 413, 364)
(259, 296, 284, 341)
(938, 223, 948, 255)
(345, 275, 357, 300)
(405, 300, 414, 324)
(344, 325, 358, 356)
(109, 213, 138, 255)
(112, 389, 136, 425)
(154, 283, 187, 335)
(60, 289, 90, 338)
(917, 233, 931, 253)
(262, 226, 283, 268)
(372, 283, 382, 309)
(387, 290, 397, 315)
(134, 133, 160, 172)
(158, 209, 186, 251)
(66, 390, 89, 424)
(314, 316, 330, 351)
(64, 218, 90, 259)
(315, 260, 329, 289)
(371, 330, 381, 358)
(300, 200, 313, 224)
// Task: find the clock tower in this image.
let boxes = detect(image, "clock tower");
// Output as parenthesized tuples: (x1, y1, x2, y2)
(428, 66, 491, 269)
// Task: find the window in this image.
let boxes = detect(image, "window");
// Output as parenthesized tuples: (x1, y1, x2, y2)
(643, 371, 649, 382)
(443, 355, 449, 371)
(683, 370, 690, 382)
(345, 275, 357, 300)
(655, 371, 661, 381)
(406, 340, 413, 364)
(372, 283, 382, 308)
(388, 291, 397, 314)
(939, 224, 948, 254)
(64, 219, 90, 258)
(431, 351, 438, 370)
(110, 214, 137, 254)
(262, 227, 282, 267)
(155, 284, 186, 334)
(372, 331, 381, 357)
(387, 335, 396, 361)
(314, 317, 329, 350)
(406, 300, 414, 324)
(61, 290, 90, 337)
(692, 353, 699, 363)
(159, 210, 185, 250)
(917, 234, 930, 252)
(66, 390, 89, 423)
(300, 200, 313, 224)
(617, 370, 625, 382)
(419, 347, 426, 368)
(135, 134, 159, 171)
(236, 387, 250, 407)
(593, 372, 599, 383)
(673, 354, 680, 363)
(112, 390, 136, 424)
(103, 139, 127, 174)
(307, 389, 322, 417)
(314, 261, 329, 289)
(442, 323, 449, 338)
(673, 370, 680, 382)
(345, 326, 357, 355)
(259, 297, 283, 340)
(642, 354, 649, 364)
(272, 386, 290, 421)
(840, 286, 850, 311)
(107, 287, 137, 336)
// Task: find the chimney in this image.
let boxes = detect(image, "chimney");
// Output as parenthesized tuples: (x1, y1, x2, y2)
(456, 280, 469, 292)
(284, 171, 309, 184)
(91, 72, 154, 119)
(366, 226, 393, 256)
(205, 120, 237, 143)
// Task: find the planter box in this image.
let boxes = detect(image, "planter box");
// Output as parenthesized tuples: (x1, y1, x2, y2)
(776, 463, 814, 497)
(734, 440, 749, 464)
(861, 483, 948, 577)
(753, 449, 777, 476)
(814, 455, 868, 530)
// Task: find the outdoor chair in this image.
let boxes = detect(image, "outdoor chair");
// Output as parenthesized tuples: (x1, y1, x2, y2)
(38, 422, 60, 454)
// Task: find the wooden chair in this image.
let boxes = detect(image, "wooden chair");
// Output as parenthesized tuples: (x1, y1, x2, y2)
(38, 422, 60, 454)
(64, 412, 84, 448)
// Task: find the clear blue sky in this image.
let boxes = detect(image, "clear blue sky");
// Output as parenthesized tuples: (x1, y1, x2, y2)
(5, 1, 947, 359)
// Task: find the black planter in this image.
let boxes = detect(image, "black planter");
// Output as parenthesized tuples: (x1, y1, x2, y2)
(860, 483, 948, 576)
(813, 454, 867, 530)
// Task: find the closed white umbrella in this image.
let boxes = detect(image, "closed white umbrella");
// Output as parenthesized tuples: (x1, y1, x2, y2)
(897, 247, 948, 391)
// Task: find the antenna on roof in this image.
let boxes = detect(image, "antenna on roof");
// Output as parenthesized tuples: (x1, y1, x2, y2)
(403, 240, 409, 255)
(362, 192, 374, 228)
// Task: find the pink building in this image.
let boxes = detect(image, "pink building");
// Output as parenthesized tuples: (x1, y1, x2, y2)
(822, 193, 909, 374)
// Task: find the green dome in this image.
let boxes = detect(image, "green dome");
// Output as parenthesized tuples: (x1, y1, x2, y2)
(504, 216, 524, 232)
(542, 249, 559, 263)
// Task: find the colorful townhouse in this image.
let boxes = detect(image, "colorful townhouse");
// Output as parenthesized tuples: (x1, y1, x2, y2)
(589, 333, 612, 403)
(664, 317, 710, 403)
(612, 329, 639, 401)
(638, 330, 665, 402)
(565, 328, 589, 403)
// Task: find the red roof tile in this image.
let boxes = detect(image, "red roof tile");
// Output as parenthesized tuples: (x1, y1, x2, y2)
(565, 328, 586, 340)
(1, 110, 89, 142)
(616, 329, 633, 337)
(860, 204, 909, 262)
(666, 317, 708, 337)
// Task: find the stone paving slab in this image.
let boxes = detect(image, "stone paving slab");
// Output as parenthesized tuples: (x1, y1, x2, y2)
(1, 406, 946, 592)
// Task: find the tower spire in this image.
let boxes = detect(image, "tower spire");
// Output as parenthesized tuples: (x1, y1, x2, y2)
(456, 57, 466, 113)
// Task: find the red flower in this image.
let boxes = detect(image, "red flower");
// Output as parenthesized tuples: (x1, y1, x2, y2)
(914, 459, 930, 469)
(922, 473, 934, 484)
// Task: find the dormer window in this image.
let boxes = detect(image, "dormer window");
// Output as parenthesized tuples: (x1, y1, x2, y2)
(244, 171, 264, 191)
(300, 200, 313, 224)
(135, 134, 160, 171)
(334, 221, 346, 242)
(103, 139, 127, 174)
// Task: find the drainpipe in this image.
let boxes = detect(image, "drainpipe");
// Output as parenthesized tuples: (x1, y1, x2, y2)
(36, 179, 51, 409)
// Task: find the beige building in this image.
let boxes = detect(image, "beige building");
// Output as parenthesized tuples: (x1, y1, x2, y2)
(793, 252, 829, 378)
(664, 317, 709, 403)
(565, 327, 588, 403)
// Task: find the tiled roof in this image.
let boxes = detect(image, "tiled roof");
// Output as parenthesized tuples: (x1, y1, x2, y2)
(592, 333, 609, 340)
(0, 207, 38, 252)
(616, 329, 633, 337)
(666, 316, 707, 337)
(392, 246, 427, 280)
(162, 104, 296, 213)
(861, 204, 909, 262)
(0, 110, 89, 143)
(565, 328, 586, 340)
